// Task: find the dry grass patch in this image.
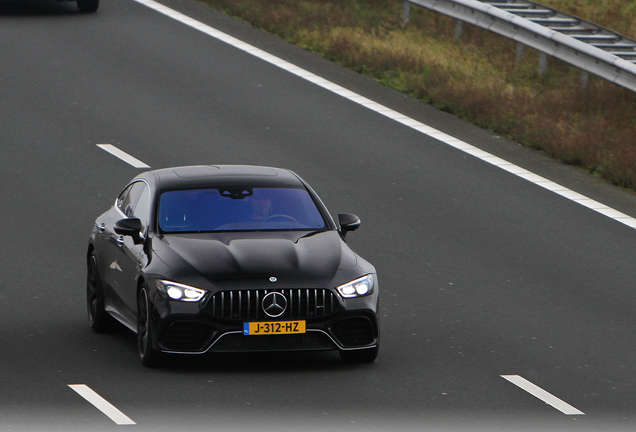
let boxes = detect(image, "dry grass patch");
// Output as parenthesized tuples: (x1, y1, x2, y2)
(540, 0, 636, 38)
(203, 0, 636, 189)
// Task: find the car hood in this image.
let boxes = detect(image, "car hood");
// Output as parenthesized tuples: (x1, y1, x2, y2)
(152, 231, 359, 284)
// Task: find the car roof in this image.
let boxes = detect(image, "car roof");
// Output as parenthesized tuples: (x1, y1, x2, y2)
(137, 165, 306, 191)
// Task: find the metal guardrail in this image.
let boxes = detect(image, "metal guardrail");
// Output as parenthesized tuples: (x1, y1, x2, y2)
(402, 0, 636, 93)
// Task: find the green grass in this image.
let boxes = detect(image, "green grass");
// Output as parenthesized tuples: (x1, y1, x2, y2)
(202, 0, 636, 190)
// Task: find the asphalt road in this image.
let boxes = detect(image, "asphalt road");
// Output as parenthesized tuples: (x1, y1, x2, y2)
(2, 0, 636, 431)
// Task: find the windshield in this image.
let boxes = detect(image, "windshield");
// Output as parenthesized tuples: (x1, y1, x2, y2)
(158, 187, 326, 233)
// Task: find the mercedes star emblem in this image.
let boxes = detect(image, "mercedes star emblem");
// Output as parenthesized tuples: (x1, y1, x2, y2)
(262, 292, 287, 317)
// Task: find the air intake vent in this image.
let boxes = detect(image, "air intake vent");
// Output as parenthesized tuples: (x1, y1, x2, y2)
(330, 317, 375, 347)
(208, 289, 339, 320)
(162, 321, 215, 352)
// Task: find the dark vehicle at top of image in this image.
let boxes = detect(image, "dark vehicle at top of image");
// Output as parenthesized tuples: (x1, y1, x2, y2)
(1, 0, 99, 12)
(87, 165, 379, 367)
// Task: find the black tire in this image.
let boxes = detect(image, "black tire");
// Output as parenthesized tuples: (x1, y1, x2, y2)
(87, 255, 117, 333)
(137, 286, 162, 367)
(339, 345, 379, 363)
(77, 0, 98, 12)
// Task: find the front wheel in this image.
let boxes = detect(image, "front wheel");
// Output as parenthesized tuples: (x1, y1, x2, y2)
(137, 286, 162, 367)
(77, 0, 99, 12)
(87, 254, 117, 333)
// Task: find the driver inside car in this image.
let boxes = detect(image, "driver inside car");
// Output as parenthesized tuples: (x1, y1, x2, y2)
(249, 190, 273, 220)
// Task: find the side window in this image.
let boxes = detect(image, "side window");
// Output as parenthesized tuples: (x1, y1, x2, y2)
(133, 185, 151, 234)
(116, 185, 132, 214)
(117, 182, 145, 218)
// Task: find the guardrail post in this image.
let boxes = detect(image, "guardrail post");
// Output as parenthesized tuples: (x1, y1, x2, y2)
(455, 20, 463, 39)
(516, 42, 524, 62)
(580, 70, 589, 88)
(517, 42, 525, 63)
(539, 52, 547, 75)
(401, 1, 410, 28)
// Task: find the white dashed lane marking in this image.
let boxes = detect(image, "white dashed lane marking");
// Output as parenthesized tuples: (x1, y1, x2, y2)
(501, 375, 585, 416)
(69, 384, 136, 425)
(97, 144, 150, 169)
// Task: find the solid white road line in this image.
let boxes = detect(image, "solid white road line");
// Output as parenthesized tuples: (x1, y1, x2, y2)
(97, 144, 150, 169)
(68, 384, 136, 425)
(501, 375, 584, 416)
(131, 0, 636, 230)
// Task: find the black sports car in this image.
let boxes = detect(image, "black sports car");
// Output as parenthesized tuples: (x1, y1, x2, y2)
(87, 165, 379, 366)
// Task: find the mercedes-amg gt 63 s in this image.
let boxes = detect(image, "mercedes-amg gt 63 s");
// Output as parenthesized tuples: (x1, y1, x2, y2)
(87, 165, 379, 366)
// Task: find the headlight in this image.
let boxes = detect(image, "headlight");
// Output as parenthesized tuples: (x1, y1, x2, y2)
(336, 275, 374, 298)
(156, 280, 206, 302)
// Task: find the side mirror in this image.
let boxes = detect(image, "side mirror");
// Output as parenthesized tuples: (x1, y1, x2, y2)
(114, 218, 143, 244)
(338, 213, 361, 237)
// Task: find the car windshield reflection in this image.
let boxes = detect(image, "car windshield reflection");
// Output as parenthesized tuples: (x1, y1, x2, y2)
(159, 187, 326, 233)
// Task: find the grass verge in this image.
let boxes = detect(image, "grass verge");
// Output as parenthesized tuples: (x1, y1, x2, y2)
(202, 0, 636, 190)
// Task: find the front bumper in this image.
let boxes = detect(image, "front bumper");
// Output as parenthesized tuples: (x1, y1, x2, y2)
(149, 286, 379, 354)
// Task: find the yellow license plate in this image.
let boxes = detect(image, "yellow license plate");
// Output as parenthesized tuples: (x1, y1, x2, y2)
(243, 320, 306, 335)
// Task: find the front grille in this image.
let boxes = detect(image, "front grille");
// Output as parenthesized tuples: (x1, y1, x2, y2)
(208, 289, 339, 320)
